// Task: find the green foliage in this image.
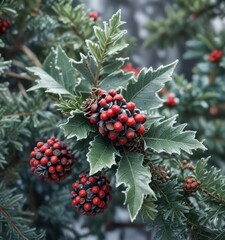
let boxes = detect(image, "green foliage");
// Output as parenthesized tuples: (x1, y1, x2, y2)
(87, 135, 118, 175)
(122, 60, 178, 110)
(0, 183, 45, 240)
(144, 115, 206, 155)
(116, 152, 155, 221)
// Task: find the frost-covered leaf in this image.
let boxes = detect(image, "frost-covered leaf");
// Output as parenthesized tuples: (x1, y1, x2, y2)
(116, 152, 155, 222)
(99, 71, 133, 91)
(87, 135, 118, 175)
(122, 60, 178, 110)
(60, 110, 95, 140)
(27, 46, 77, 95)
(72, 54, 97, 87)
(144, 115, 206, 154)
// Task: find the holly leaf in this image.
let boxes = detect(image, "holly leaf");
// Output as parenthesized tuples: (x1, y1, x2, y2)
(72, 54, 97, 87)
(60, 110, 95, 140)
(87, 135, 118, 175)
(116, 152, 155, 222)
(99, 71, 133, 91)
(144, 115, 207, 155)
(122, 60, 178, 110)
(27, 46, 78, 95)
(141, 198, 158, 222)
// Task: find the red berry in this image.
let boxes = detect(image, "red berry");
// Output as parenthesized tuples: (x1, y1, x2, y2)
(118, 137, 128, 145)
(114, 121, 123, 132)
(93, 197, 101, 205)
(72, 182, 79, 188)
(50, 156, 58, 164)
(113, 94, 123, 101)
(30, 151, 36, 158)
(99, 127, 107, 136)
(71, 199, 77, 206)
(79, 173, 86, 178)
(51, 173, 59, 179)
(79, 189, 87, 197)
(126, 102, 135, 111)
(41, 145, 48, 153)
(99, 201, 106, 208)
(47, 139, 54, 146)
(100, 112, 108, 121)
(105, 95, 113, 103)
(106, 109, 115, 118)
(84, 203, 92, 211)
(108, 89, 117, 96)
(137, 124, 145, 134)
(126, 117, 135, 126)
(99, 99, 107, 107)
(89, 176, 96, 183)
(126, 130, 135, 139)
(88, 11, 99, 21)
(111, 105, 121, 114)
(33, 160, 40, 167)
(166, 93, 177, 107)
(80, 177, 88, 184)
(48, 166, 56, 173)
(75, 196, 81, 204)
(118, 113, 128, 123)
(208, 50, 223, 62)
(45, 149, 53, 156)
(53, 142, 61, 149)
(36, 142, 44, 148)
(40, 157, 48, 165)
(56, 164, 63, 172)
(61, 157, 68, 165)
(108, 131, 118, 141)
(98, 190, 105, 198)
(90, 116, 98, 125)
(134, 114, 144, 123)
(92, 186, 100, 194)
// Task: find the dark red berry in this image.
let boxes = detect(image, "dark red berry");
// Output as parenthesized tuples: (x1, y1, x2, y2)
(93, 197, 101, 205)
(106, 109, 115, 118)
(50, 156, 58, 164)
(111, 105, 120, 114)
(99, 99, 107, 107)
(126, 117, 135, 126)
(118, 137, 128, 145)
(84, 203, 92, 211)
(45, 149, 53, 156)
(90, 116, 98, 124)
(105, 95, 113, 103)
(208, 50, 223, 62)
(100, 112, 108, 121)
(126, 102, 135, 111)
(72, 182, 79, 188)
(137, 124, 145, 134)
(61, 157, 68, 165)
(41, 145, 48, 152)
(48, 166, 55, 174)
(80, 177, 88, 184)
(53, 142, 61, 149)
(113, 94, 123, 101)
(79, 189, 87, 197)
(108, 131, 118, 141)
(92, 186, 100, 194)
(114, 121, 123, 132)
(126, 130, 135, 139)
(88, 11, 99, 21)
(40, 157, 48, 165)
(118, 113, 128, 123)
(37, 142, 44, 148)
(33, 160, 40, 167)
(134, 114, 144, 123)
(98, 190, 105, 198)
(56, 164, 63, 172)
(108, 89, 117, 96)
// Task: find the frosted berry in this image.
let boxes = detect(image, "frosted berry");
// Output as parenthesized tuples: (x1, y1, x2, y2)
(184, 177, 200, 194)
(29, 137, 75, 182)
(208, 50, 223, 63)
(71, 174, 112, 216)
(87, 88, 147, 146)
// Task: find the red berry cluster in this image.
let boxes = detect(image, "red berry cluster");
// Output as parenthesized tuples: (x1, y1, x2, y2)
(71, 173, 112, 216)
(88, 11, 99, 21)
(184, 177, 199, 194)
(89, 89, 147, 146)
(0, 18, 11, 35)
(30, 137, 75, 182)
(208, 50, 223, 63)
(166, 93, 178, 107)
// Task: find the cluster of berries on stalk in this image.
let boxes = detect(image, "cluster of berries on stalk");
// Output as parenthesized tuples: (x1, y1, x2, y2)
(88, 89, 147, 146)
(88, 11, 99, 21)
(208, 50, 223, 63)
(0, 18, 11, 35)
(71, 173, 112, 216)
(30, 137, 75, 182)
(166, 93, 179, 107)
(183, 177, 199, 194)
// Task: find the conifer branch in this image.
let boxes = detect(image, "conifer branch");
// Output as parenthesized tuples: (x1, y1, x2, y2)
(5, 71, 34, 81)
(201, 188, 225, 205)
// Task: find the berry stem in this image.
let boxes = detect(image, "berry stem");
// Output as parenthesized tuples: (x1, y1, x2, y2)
(200, 187, 225, 205)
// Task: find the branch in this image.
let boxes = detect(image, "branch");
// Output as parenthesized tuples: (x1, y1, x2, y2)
(19, 45, 42, 67)
(5, 71, 34, 81)
(200, 187, 225, 205)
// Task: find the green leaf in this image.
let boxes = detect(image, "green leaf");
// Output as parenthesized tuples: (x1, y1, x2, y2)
(122, 60, 178, 110)
(144, 115, 206, 155)
(116, 152, 155, 222)
(100, 58, 127, 75)
(27, 46, 78, 95)
(141, 198, 158, 222)
(86, 40, 101, 61)
(60, 110, 95, 140)
(99, 71, 133, 91)
(72, 54, 97, 86)
(87, 135, 118, 175)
